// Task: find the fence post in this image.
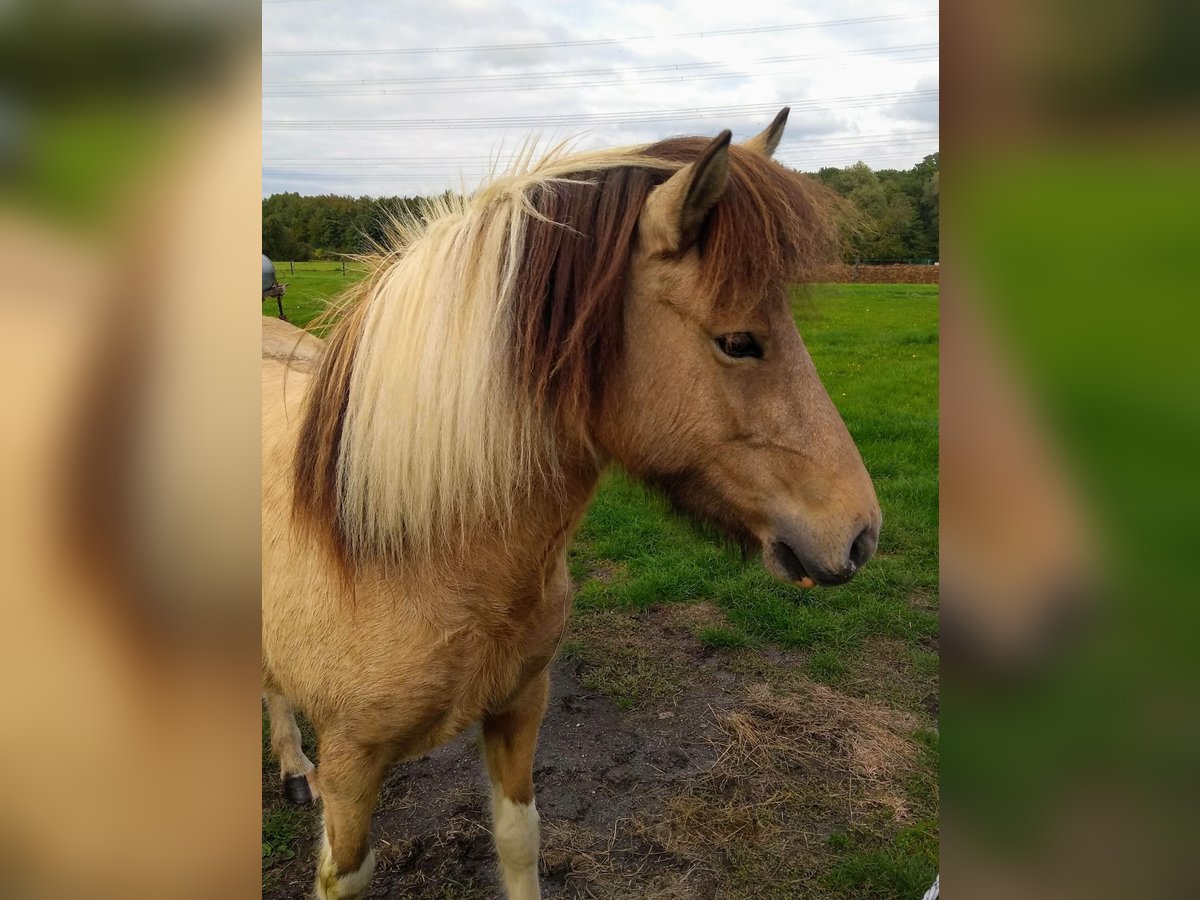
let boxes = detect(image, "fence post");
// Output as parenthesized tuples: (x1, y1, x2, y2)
(342, 259, 346, 275)
(289, 260, 294, 275)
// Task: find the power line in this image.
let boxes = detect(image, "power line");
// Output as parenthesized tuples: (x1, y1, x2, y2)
(265, 44, 937, 87)
(261, 145, 940, 180)
(263, 150, 939, 186)
(263, 131, 940, 165)
(263, 43, 937, 90)
(263, 12, 938, 57)
(262, 92, 937, 131)
(264, 57, 937, 99)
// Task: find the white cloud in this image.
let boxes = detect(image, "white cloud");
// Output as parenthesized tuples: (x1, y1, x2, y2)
(262, 0, 938, 197)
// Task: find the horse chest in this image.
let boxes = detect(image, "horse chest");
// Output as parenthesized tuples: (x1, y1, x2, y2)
(480, 589, 571, 711)
(442, 565, 573, 715)
(399, 599, 567, 755)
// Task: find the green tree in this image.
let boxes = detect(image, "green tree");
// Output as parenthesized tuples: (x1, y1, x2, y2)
(806, 153, 939, 261)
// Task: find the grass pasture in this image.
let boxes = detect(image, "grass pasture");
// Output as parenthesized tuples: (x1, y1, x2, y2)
(262, 263, 938, 898)
(263, 259, 369, 328)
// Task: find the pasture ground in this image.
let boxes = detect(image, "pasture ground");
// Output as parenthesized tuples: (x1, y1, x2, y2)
(262, 264, 938, 899)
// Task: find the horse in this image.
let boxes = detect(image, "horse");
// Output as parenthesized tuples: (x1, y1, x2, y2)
(262, 315, 323, 373)
(261, 108, 882, 900)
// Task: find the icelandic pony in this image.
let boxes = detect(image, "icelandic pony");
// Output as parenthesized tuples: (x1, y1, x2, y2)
(262, 109, 881, 900)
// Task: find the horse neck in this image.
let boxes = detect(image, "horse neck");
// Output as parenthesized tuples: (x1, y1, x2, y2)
(487, 441, 601, 581)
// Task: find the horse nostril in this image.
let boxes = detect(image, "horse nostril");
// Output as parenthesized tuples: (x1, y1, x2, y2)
(849, 526, 875, 569)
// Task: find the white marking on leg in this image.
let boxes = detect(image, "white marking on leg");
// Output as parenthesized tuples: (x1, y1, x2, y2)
(491, 786, 541, 900)
(315, 824, 375, 900)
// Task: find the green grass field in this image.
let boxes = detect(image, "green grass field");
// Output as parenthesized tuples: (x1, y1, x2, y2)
(263, 260, 368, 329)
(263, 263, 938, 898)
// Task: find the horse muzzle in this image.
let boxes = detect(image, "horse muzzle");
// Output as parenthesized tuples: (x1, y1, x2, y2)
(762, 518, 879, 589)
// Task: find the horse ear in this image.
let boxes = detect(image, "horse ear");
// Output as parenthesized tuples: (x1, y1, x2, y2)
(640, 130, 731, 254)
(741, 107, 789, 158)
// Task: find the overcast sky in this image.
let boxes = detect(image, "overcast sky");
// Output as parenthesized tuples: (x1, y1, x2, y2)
(262, 0, 938, 198)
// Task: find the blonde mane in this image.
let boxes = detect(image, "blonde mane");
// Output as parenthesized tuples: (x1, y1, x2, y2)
(292, 138, 838, 566)
(294, 145, 679, 563)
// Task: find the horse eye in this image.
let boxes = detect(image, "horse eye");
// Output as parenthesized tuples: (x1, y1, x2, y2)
(715, 332, 763, 359)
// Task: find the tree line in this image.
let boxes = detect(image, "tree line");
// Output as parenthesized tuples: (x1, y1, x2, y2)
(812, 153, 939, 261)
(263, 152, 938, 263)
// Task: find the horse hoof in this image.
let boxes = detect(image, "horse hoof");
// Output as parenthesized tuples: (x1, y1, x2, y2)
(283, 774, 313, 805)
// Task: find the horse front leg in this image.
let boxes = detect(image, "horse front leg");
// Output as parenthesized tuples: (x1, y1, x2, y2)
(481, 670, 550, 900)
(313, 734, 386, 900)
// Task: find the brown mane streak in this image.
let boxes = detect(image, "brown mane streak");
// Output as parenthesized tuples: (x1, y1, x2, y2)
(511, 140, 841, 437)
(292, 297, 368, 574)
(511, 165, 660, 433)
(645, 138, 842, 307)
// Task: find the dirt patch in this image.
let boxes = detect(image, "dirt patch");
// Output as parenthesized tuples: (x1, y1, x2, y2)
(845, 637, 940, 721)
(813, 263, 940, 284)
(588, 561, 628, 584)
(562, 602, 740, 710)
(263, 603, 933, 899)
(265, 649, 729, 899)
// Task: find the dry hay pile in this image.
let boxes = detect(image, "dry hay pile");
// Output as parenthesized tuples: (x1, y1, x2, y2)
(640, 682, 921, 893)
